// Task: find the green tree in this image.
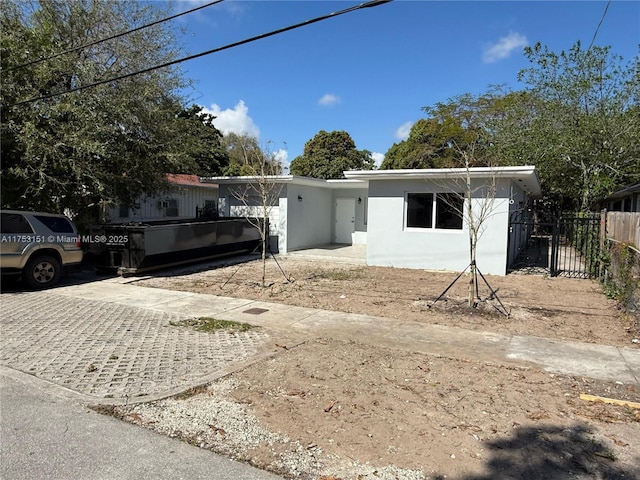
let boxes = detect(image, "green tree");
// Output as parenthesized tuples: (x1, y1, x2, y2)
(221, 133, 282, 176)
(0, 0, 201, 221)
(173, 105, 229, 177)
(513, 42, 640, 211)
(381, 118, 466, 169)
(381, 89, 520, 171)
(289, 130, 374, 179)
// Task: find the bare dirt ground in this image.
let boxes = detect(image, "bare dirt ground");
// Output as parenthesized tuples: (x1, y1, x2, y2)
(139, 256, 639, 347)
(105, 256, 640, 480)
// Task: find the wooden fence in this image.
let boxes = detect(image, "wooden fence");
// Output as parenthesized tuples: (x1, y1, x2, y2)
(605, 211, 640, 250)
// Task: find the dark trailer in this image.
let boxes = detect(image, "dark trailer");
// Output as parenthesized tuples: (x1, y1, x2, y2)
(92, 217, 264, 275)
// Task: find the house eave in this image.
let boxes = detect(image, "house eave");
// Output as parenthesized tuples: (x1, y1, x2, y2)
(344, 166, 542, 197)
(202, 175, 367, 189)
(605, 182, 640, 201)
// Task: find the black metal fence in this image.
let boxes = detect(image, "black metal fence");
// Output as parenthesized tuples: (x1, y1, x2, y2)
(508, 210, 602, 278)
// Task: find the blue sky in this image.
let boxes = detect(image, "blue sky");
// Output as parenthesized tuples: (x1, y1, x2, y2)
(171, 1, 639, 170)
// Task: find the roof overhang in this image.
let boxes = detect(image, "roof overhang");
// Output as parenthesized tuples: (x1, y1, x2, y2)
(203, 175, 367, 189)
(605, 182, 640, 201)
(344, 166, 542, 197)
(166, 173, 218, 189)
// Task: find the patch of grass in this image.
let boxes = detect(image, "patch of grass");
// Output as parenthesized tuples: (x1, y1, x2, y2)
(170, 317, 257, 332)
(311, 267, 365, 281)
(173, 384, 210, 400)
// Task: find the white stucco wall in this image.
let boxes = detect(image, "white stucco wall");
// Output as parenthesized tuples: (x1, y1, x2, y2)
(285, 184, 333, 251)
(366, 178, 513, 275)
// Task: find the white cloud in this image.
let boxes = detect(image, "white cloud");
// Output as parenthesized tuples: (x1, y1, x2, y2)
(371, 152, 385, 168)
(482, 32, 528, 63)
(318, 93, 341, 107)
(203, 100, 260, 138)
(395, 121, 413, 140)
(273, 148, 289, 172)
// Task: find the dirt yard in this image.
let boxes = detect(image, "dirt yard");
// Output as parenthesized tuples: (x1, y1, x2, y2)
(108, 256, 640, 480)
(137, 255, 639, 347)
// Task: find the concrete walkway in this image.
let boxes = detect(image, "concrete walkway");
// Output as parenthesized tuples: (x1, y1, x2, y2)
(2, 273, 639, 408)
(55, 276, 640, 387)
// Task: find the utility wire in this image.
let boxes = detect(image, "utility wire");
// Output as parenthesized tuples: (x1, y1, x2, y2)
(11, 0, 392, 107)
(587, 0, 610, 51)
(6, 0, 225, 72)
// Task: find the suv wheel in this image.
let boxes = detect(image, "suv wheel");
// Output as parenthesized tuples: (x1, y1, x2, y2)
(24, 255, 62, 289)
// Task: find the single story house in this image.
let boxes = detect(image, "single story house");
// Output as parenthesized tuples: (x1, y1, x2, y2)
(106, 174, 219, 223)
(601, 182, 640, 213)
(344, 167, 541, 275)
(208, 166, 541, 276)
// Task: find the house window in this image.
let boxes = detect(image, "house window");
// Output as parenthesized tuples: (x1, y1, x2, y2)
(435, 193, 463, 229)
(166, 199, 178, 217)
(407, 193, 433, 228)
(406, 193, 463, 230)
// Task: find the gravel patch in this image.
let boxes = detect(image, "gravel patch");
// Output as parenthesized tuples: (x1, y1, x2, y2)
(104, 376, 428, 480)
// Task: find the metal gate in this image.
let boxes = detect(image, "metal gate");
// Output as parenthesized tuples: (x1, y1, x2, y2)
(508, 210, 602, 278)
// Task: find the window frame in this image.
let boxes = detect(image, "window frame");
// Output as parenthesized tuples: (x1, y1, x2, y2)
(405, 192, 464, 231)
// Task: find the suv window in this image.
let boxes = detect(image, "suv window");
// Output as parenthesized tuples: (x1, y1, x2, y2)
(1, 213, 34, 233)
(33, 215, 75, 233)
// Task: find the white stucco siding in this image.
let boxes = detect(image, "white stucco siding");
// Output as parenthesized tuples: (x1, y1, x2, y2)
(366, 178, 512, 275)
(286, 185, 333, 251)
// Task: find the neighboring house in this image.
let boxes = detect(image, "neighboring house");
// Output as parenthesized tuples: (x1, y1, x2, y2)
(106, 174, 219, 223)
(209, 166, 541, 276)
(601, 182, 640, 213)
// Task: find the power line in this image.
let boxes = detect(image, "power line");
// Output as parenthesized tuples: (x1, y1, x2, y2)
(587, 0, 611, 51)
(6, 0, 225, 72)
(11, 0, 393, 107)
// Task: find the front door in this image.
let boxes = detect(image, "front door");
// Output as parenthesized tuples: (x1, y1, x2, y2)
(335, 198, 355, 244)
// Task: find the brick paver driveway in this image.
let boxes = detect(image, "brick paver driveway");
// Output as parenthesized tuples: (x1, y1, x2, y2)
(0, 289, 270, 402)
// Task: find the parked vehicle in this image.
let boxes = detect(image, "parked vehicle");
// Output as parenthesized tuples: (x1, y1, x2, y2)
(0, 210, 83, 288)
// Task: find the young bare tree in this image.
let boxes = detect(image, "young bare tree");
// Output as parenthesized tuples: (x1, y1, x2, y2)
(229, 139, 286, 287)
(436, 146, 503, 311)
(420, 95, 509, 312)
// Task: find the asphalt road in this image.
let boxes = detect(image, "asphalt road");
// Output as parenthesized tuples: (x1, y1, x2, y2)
(0, 367, 283, 480)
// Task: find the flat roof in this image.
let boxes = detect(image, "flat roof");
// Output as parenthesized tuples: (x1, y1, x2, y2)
(203, 167, 541, 196)
(203, 175, 367, 189)
(343, 166, 542, 196)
